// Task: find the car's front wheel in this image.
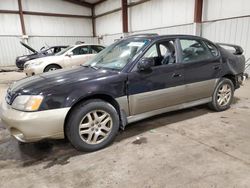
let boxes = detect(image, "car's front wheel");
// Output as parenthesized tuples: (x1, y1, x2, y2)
(209, 78, 234, 111)
(44, 64, 61, 72)
(65, 99, 119, 152)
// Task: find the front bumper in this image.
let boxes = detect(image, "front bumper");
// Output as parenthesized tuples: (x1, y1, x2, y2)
(24, 65, 44, 76)
(16, 60, 25, 69)
(0, 101, 70, 142)
(23, 67, 36, 77)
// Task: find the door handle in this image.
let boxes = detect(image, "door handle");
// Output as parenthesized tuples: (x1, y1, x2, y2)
(172, 73, 182, 78)
(213, 65, 221, 70)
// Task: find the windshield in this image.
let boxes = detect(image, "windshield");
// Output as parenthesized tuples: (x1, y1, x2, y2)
(85, 39, 149, 70)
(55, 46, 74, 56)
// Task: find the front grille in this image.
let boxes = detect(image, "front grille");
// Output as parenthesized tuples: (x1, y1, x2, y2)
(24, 64, 29, 69)
(5, 92, 11, 105)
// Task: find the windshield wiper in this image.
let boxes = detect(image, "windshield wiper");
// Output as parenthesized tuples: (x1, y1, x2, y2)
(81, 64, 99, 70)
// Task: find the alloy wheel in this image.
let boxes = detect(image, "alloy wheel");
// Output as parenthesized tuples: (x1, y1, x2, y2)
(217, 83, 232, 106)
(78, 110, 113, 145)
(48, 67, 57, 71)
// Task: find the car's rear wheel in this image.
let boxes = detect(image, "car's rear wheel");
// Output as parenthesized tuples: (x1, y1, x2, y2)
(44, 64, 61, 72)
(65, 99, 119, 152)
(209, 78, 234, 111)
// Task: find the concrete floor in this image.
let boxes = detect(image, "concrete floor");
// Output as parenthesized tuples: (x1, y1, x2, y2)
(0, 72, 250, 188)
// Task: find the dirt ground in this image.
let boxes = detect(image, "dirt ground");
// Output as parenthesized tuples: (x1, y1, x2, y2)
(0, 72, 250, 188)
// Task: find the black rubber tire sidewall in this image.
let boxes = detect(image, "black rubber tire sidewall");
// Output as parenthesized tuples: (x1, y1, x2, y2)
(66, 99, 119, 152)
(209, 78, 234, 111)
(44, 64, 61, 72)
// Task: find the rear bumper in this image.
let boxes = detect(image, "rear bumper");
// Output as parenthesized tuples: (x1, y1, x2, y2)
(0, 101, 70, 142)
(235, 73, 244, 89)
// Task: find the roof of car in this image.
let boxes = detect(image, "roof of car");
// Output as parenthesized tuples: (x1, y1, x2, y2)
(50, 45, 68, 48)
(125, 34, 207, 41)
(73, 43, 105, 47)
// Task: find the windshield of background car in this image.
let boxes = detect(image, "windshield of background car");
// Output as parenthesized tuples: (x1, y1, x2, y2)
(86, 39, 150, 70)
(55, 46, 74, 56)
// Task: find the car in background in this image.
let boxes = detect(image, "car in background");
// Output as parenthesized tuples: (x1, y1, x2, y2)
(16, 41, 68, 69)
(23, 44, 105, 76)
(0, 34, 245, 152)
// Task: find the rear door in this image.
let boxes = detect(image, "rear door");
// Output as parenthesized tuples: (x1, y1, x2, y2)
(178, 38, 222, 102)
(65, 45, 91, 67)
(127, 39, 186, 115)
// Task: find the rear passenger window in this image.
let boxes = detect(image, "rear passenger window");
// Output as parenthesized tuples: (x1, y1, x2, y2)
(180, 39, 213, 63)
(204, 41, 219, 57)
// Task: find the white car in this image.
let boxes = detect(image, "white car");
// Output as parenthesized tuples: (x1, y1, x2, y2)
(23, 44, 105, 76)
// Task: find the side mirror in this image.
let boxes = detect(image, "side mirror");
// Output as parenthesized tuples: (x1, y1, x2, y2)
(137, 57, 155, 71)
(66, 51, 73, 57)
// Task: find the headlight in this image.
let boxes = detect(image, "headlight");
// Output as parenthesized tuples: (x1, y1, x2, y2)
(18, 56, 27, 60)
(27, 61, 43, 67)
(33, 61, 43, 66)
(12, 95, 44, 111)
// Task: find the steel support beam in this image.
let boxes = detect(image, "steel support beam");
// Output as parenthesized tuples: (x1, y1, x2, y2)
(23, 11, 91, 18)
(193, 0, 203, 36)
(17, 0, 26, 35)
(0, 9, 91, 19)
(64, 0, 93, 8)
(194, 0, 203, 23)
(91, 7, 96, 37)
(121, 0, 128, 33)
(93, 0, 107, 6)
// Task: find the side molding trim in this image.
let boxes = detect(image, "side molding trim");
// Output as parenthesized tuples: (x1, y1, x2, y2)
(127, 97, 212, 124)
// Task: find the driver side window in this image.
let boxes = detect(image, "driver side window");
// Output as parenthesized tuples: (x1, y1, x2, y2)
(142, 40, 176, 66)
(72, 46, 90, 55)
(143, 45, 158, 58)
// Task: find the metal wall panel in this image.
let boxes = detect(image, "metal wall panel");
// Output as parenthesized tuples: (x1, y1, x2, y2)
(128, 0, 195, 32)
(22, 0, 91, 16)
(0, 14, 22, 35)
(202, 17, 250, 74)
(24, 15, 93, 36)
(95, 0, 194, 45)
(203, 0, 250, 21)
(0, 0, 18, 10)
(95, 0, 121, 15)
(0, 36, 26, 66)
(132, 24, 194, 35)
(96, 11, 122, 36)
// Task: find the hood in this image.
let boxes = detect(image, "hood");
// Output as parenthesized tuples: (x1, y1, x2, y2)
(20, 41, 38, 53)
(9, 66, 119, 95)
(25, 56, 63, 65)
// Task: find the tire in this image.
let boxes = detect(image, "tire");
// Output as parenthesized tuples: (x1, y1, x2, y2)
(208, 78, 234, 111)
(44, 64, 61, 72)
(65, 99, 119, 152)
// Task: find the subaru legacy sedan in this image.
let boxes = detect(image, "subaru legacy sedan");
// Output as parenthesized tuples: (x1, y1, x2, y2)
(0, 34, 245, 152)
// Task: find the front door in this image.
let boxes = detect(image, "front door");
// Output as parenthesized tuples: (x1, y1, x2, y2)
(64, 46, 92, 67)
(127, 39, 186, 115)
